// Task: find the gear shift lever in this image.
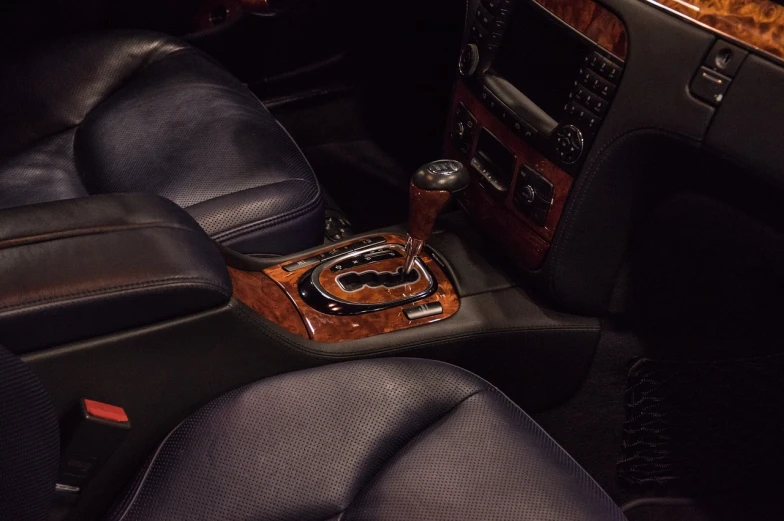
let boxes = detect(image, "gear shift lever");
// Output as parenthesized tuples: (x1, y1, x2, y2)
(403, 160, 470, 274)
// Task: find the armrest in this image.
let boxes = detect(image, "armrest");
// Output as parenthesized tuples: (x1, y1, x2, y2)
(0, 194, 232, 354)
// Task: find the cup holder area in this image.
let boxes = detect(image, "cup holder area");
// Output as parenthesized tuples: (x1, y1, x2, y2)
(337, 268, 421, 292)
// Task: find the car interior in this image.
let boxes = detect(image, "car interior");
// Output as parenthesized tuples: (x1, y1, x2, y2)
(2, 0, 784, 520)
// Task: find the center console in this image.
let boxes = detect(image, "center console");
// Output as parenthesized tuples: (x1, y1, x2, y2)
(447, 0, 628, 269)
(229, 160, 471, 342)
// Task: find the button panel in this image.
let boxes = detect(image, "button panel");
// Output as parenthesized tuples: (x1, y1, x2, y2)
(689, 39, 744, 107)
(513, 166, 554, 226)
(467, 0, 517, 57)
(452, 102, 477, 156)
(557, 50, 624, 167)
(403, 302, 444, 320)
(479, 86, 537, 144)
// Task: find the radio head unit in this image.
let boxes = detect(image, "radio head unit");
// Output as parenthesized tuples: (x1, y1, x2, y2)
(461, 0, 625, 172)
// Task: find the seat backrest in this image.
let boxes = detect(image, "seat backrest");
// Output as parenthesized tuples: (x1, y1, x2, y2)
(0, 345, 59, 521)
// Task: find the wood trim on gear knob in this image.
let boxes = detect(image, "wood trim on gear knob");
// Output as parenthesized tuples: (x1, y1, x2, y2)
(407, 183, 452, 241)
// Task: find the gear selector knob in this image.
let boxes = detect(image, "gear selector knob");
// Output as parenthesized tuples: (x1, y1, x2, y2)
(403, 160, 470, 274)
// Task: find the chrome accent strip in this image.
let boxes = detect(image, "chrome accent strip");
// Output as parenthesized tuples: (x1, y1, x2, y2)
(308, 244, 436, 308)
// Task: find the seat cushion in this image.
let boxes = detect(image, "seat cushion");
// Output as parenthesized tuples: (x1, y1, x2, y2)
(107, 359, 626, 521)
(0, 31, 323, 255)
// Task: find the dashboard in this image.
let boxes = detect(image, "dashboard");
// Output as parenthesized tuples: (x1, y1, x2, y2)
(445, 0, 629, 269)
(444, 0, 784, 304)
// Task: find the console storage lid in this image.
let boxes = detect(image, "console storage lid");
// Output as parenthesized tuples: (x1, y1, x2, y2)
(0, 194, 232, 354)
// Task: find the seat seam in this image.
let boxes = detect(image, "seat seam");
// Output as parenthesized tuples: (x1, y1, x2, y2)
(111, 424, 181, 521)
(0, 126, 81, 165)
(207, 185, 323, 242)
(0, 277, 230, 314)
(322, 388, 489, 521)
(0, 222, 205, 251)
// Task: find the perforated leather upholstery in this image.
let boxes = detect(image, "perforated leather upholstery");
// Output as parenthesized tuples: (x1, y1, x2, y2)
(107, 359, 627, 521)
(0, 31, 324, 254)
(0, 346, 59, 521)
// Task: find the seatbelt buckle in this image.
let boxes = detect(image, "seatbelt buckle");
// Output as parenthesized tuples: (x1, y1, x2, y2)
(57, 399, 131, 496)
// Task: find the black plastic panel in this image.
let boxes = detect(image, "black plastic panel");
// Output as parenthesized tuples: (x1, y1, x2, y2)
(706, 54, 784, 190)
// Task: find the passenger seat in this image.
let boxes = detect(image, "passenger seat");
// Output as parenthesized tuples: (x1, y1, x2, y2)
(0, 346, 627, 521)
(0, 31, 323, 254)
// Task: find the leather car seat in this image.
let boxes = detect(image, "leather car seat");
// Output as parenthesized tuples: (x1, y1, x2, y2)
(0, 31, 323, 254)
(0, 346, 627, 521)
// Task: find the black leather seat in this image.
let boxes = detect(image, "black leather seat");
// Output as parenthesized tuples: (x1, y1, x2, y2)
(1, 349, 626, 521)
(0, 31, 323, 254)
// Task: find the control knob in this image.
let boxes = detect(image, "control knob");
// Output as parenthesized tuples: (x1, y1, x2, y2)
(518, 184, 536, 204)
(554, 125, 584, 164)
(458, 44, 480, 77)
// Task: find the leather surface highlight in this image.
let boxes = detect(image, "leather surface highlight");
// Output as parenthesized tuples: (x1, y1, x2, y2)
(0, 194, 232, 354)
(0, 31, 323, 254)
(107, 359, 626, 521)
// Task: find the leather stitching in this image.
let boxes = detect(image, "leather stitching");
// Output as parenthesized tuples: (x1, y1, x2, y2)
(111, 426, 180, 521)
(208, 183, 323, 242)
(0, 277, 230, 314)
(547, 128, 701, 308)
(0, 222, 204, 250)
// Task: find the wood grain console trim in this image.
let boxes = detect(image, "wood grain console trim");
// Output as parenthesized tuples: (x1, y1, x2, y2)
(644, 0, 784, 62)
(534, 0, 628, 60)
(228, 267, 309, 337)
(229, 234, 460, 342)
(445, 81, 574, 270)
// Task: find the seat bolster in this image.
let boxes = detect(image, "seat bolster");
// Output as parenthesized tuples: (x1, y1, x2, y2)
(0, 31, 188, 158)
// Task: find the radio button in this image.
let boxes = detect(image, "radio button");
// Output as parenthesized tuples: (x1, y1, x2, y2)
(477, 5, 495, 26)
(578, 68, 592, 85)
(586, 52, 602, 69)
(492, 18, 507, 32)
(482, 0, 499, 11)
(470, 23, 488, 44)
(581, 69, 616, 100)
(601, 61, 622, 82)
(512, 118, 537, 140)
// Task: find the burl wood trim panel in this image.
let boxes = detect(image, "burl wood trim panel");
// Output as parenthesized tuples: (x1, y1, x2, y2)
(534, 0, 628, 60)
(228, 267, 309, 337)
(230, 235, 459, 342)
(444, 81, 573, 270)
(646, 0, 784, 61)
(318, 258, 433, 305)
(409, 183, 452, 240)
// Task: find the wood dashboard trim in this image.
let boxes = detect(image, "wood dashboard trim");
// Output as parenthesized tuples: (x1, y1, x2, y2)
(445, 81, 574, 270)
(534, 0, 628, 60)
(643, 0, 784, 63)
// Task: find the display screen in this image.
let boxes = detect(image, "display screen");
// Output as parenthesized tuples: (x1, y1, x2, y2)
(477, 129, 516, 187)
(492, 1, 591, 118)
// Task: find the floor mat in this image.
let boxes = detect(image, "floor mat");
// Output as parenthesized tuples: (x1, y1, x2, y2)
(623, 497, 784, 521)
(619, 354, 784, 495)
